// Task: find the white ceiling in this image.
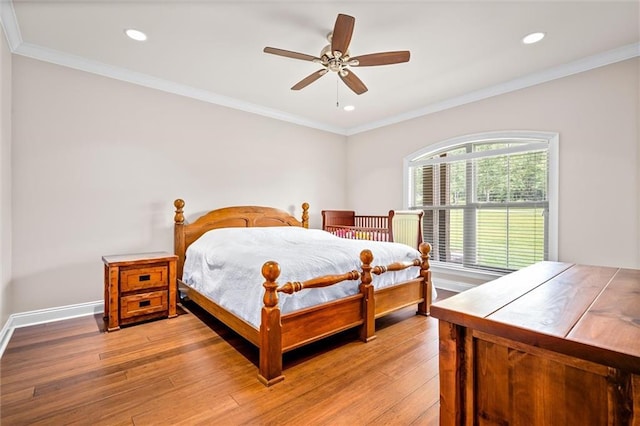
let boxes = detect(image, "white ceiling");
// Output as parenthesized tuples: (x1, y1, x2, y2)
(2, 1, 639, 135)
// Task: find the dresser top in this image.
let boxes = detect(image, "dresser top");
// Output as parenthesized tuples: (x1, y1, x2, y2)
(431, 261, 640, 372)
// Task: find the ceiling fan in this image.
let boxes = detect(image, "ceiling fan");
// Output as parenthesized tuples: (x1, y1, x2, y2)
(263, 13, 410, 95)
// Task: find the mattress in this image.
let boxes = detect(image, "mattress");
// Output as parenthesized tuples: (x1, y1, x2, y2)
(182, 226, 427, 328)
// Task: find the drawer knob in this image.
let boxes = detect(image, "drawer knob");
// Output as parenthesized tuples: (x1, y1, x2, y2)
(139, 300, 151, 307)
(139, 274, 151, 282)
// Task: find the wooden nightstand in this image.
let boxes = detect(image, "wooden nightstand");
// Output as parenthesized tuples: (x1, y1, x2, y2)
(102, 252, 178, 331)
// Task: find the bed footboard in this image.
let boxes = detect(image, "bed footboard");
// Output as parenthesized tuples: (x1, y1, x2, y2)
(257, 244, 431, 386)
(258, 258, 368, 386)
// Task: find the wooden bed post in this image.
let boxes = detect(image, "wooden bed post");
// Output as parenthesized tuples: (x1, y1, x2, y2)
(258, 261, 285, 386)
(359, 249, 376, 342)
(174, 199, 186, 280)
(417, 242, 432, 316)
(301, 202, 309, 229)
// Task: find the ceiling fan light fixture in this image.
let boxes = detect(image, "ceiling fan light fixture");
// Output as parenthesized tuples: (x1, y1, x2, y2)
(125, 28, 147, 41)
(328, 59, 342, 72)
(343, 105, 355, 111)
(522, 32, 545, 45)
(262, 13, 409, 96)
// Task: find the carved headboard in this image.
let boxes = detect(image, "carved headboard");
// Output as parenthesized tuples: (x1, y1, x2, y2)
(173, 199, 310, 279)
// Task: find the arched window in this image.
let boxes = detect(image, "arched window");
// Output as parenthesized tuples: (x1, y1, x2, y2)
(404, 131, 558, 274)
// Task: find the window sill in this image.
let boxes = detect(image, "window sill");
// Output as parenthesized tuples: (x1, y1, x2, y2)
(430, 262, 505, 293)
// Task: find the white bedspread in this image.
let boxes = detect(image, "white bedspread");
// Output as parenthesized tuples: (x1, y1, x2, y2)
(182, 226, 427, 328)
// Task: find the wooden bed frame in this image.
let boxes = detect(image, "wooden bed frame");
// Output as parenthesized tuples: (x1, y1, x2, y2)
(322, 209, 424, 249)
(173, 199, 433, 386)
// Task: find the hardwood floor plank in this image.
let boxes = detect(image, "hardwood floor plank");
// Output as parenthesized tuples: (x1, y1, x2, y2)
(308, 354, 440, 425)
(0, 385, 35, 405)
(224, 320, 441, 424)
(2, 377, 174, 425)
(1, 302, 449, 425)
(228, 320, 429, 413)
(230, 369, 391, 424)
(44, 377, 175, 425)
(369, 373, 440, 424)
(409, 402, 440, 426)
(376, 333, 439, 379)
(132, 393, 240, 425)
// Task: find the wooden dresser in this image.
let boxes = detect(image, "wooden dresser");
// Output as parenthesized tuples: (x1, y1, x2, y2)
(430, 261, 640, 425)
(103, 252, 178, 331)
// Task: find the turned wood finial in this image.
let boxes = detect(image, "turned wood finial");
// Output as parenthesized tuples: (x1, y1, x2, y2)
(301, 202, 310, 229)
(262, 261, 281, 308)
(174, 199, 185, 224)
(419, 242, 431, 271)
(360, 249, 374, 266)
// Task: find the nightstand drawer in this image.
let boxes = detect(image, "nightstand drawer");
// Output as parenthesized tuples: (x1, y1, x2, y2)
(120, 266, 168, 292)
(120, 290, 168, 319)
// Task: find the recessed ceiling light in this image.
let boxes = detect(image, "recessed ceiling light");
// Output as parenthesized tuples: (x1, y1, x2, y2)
(125, 29, 147, 42)
(522, 32, 545, 45)
(343, 105, 355, 112)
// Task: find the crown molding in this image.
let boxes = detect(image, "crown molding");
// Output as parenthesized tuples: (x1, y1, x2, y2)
(13, 41, 348, 135)
(0, 1, 638, 137)
(347, 42, 640, 135)
(0, 0, 21, 50)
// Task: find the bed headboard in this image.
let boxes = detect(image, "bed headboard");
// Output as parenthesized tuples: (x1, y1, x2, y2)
(173, 199, 309, 279)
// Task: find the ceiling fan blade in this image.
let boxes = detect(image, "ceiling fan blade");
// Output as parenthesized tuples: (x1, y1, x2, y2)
(331, 14, 355, 57)
(263, 47, 319, 62)
(350, 51, 411, 66)
(291, 69, 329, 90)
(340, 70, 368, 95)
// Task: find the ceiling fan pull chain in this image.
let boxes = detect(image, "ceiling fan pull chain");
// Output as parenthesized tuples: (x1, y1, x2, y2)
(336, 75, 340, 108)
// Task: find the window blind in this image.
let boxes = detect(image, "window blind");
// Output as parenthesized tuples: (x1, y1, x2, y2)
(409, 140, 549, 273)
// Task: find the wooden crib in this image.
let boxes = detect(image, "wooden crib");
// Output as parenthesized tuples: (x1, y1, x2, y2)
(321, 209, 424, 249)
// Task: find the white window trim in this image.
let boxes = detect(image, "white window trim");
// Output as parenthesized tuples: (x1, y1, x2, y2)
(403, 130, 559, 278)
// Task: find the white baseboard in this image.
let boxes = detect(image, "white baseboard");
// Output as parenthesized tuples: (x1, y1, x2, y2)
(0, 320, 15, 360)
(0, 300, 104, 358)
(433, 279, 476, 293)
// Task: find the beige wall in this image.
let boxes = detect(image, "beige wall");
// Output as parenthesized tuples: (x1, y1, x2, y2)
(5, 54, 640, 318)
(0, 32, 12, 326)
(347, 58, 640, 269)
(10, 56, 347, 313)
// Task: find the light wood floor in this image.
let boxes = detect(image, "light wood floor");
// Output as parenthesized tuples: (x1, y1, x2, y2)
(1, 291, 456, 425)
